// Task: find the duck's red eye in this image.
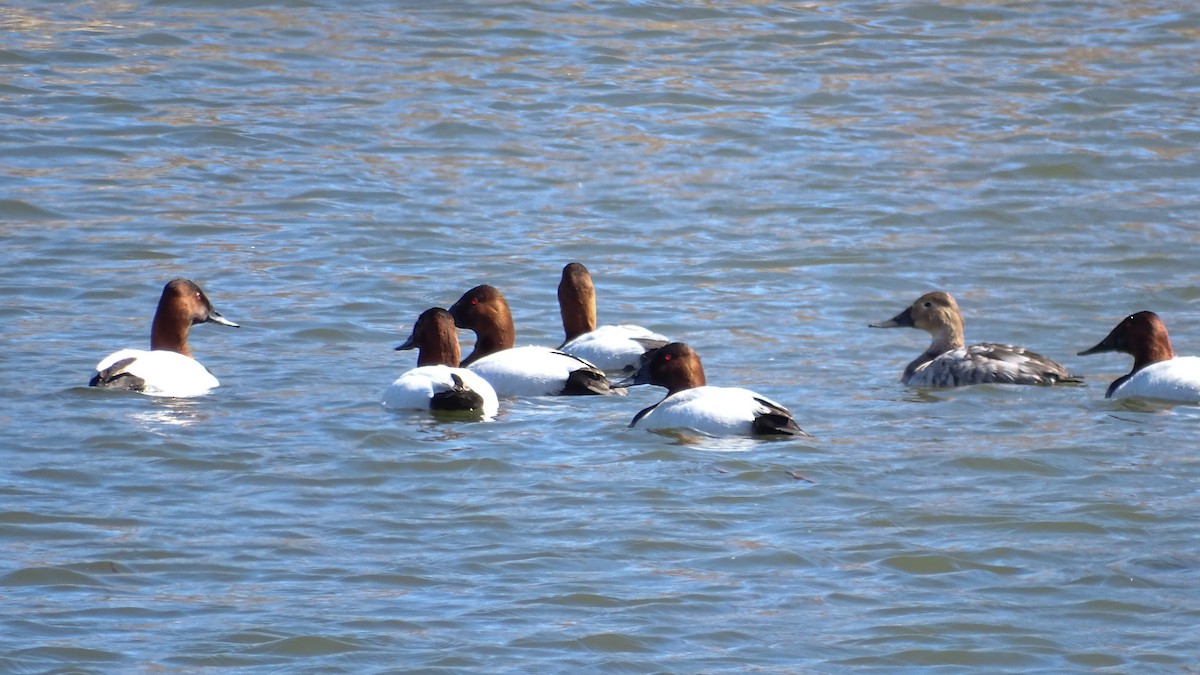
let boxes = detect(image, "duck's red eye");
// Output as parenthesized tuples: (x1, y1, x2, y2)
(471, 297, 479, 305)
(195, 292, 202, 300)
(663, 354, 671, 361)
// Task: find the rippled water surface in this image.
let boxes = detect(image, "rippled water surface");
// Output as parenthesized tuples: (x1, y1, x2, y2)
(4, 1, 1200, 671)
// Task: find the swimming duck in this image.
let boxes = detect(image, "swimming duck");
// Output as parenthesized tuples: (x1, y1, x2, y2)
(619, 342, 809, 437)
(385, 307, 499, 418)
(869, 291, 1078, 387)
(557, 262, 669, 372)
(89, 278, 239, 397)
(1078, 310, 1200, 402)
(448, 284, 624, 397)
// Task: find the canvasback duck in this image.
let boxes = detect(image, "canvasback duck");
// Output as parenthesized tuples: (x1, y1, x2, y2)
(384, 307, 499, 418)
(1078, 310, 1200, 402)
(557, 262, 669, 372)
(618, 342, 810, 437)
(448, 284, 624, 397)
(869, 291, 1078, 387)
(89, 278, 239, 397)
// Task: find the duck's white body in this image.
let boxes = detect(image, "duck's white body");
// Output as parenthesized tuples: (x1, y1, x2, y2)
(631, 385, 797, 437)
(561, 324, 669, 373)
(467, 346, 612, 398)
(383, 364, 499, 418)
(1107, 356, 1200, 402)
(92, 348, 220, 398)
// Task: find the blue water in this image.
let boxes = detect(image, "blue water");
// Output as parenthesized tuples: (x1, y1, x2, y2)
(3, 1, 1200, 671)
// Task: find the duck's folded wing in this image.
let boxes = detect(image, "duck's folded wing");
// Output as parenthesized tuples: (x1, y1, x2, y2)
(918, 344, 1076, 386)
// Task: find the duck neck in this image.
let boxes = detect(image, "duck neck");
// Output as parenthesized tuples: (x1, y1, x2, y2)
(418, 332, 461, 368)
(461, 307, 515, 366)
(559, 281, 597, 342)
(665, 364, 706, 396)
(150, 307, 193, 357)
(1132, 332, 1174, 372)
(927, 317, 965, 356)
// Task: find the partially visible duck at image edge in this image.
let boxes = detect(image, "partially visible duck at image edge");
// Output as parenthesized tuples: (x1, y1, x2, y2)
(1078, 310, 1200, 402)
(870, 291, 1079, 387)
(90, 278, 239, 397)
(385, 307, 500, 419)
(448, 284, 624, 397)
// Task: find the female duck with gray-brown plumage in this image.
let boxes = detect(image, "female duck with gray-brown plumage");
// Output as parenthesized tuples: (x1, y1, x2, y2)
(869, 291, 1079, 387)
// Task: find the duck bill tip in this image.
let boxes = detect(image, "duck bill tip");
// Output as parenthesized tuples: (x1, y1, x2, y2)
(870, 307, 913, 329)
(615, 370, 650, 388)
(1078, 333, 1118, 356)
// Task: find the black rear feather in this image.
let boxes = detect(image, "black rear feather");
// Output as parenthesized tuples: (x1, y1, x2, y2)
(429, 373, 486, 411)
(750, 397, 811, 437)
(561, 367, 625, 396)
(89, 357, 146, 392)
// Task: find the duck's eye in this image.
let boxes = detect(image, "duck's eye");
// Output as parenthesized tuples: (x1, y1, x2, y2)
(195, 292, 202, 300)
(923, 301, 932, 308)
(663, 354, 672, 361)
(471, 297, 479, 306)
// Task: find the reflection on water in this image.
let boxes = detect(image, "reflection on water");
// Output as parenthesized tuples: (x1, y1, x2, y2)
(650, 428, 800, 453)
(130, 397, 209, 430)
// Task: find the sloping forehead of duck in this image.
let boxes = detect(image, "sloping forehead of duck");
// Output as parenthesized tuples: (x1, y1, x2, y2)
(915, 291, 956, 308)
(166, 279, 198, 293)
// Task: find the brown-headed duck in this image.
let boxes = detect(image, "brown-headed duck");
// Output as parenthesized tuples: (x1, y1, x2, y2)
(557, 262, 668, 373)
(448, 284, 624, 397)
(90, 278, 238, 397)
(385, 307, 499, 418)
(618, 342, 809, 437)
(1078, 310, 1200, 402)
